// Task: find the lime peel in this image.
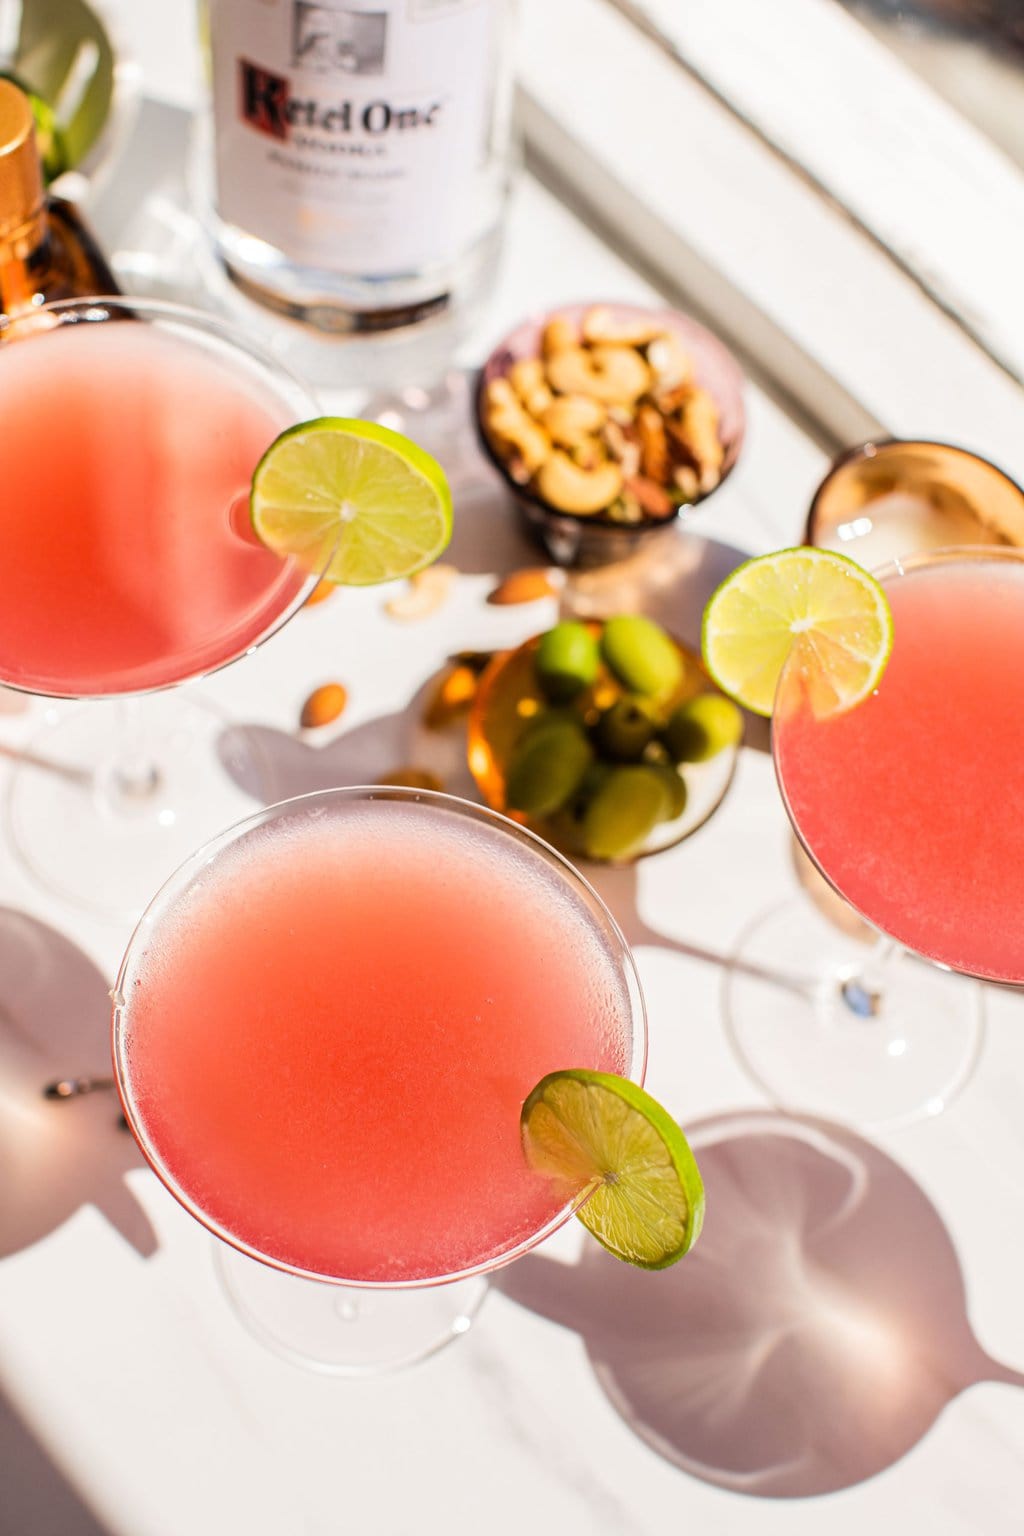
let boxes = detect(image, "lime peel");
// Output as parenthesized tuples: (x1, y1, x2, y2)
(701, 547, 894, 718)
(521, 1069, 705, 1270)
(250, 417, 453, 587)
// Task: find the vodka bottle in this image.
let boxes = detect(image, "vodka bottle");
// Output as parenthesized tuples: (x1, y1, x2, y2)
(199, 0, 514, 334)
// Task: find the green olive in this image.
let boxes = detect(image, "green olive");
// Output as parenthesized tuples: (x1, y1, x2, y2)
(545, 763, 613, 854)
(594, 696, 659, 761)
(600, 616, 683, 700)
(505, 717, 594, 817)
(664, 693, 743, 763)
(535, 621, 600, 702)
(581, 765, 675, 861)
(647, 763, 688, 821)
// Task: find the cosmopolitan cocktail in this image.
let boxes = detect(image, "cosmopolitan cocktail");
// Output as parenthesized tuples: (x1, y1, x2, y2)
(723, 547, 1020, 1125)
(0, 315, 308, 696)
(775, 550, 1024, 985)
(113, 788, 646, 1365)
(0, 298, 318, 914)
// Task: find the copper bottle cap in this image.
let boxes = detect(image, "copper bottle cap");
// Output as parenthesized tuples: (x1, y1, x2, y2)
(0, 79, 45, 246)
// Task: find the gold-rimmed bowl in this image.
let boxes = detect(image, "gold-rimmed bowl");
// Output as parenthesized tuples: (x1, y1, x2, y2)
(467, 620, 740, 865)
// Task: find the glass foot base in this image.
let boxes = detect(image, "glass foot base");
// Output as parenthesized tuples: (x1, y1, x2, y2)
(723, 898, 985, 1129)
(6, 695, 271, 920)
(214, 1243, 488, 1375)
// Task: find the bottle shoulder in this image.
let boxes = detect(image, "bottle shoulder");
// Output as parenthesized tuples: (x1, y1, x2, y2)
(43, 198, 120, 298)
(0, 196, 118, 316)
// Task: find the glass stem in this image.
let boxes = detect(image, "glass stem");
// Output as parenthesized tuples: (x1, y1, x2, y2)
(839, 935, 899, 1019)
(111, 698, 162, 801)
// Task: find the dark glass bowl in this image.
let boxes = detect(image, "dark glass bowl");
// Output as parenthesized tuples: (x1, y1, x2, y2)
(476, 301, 746, 569)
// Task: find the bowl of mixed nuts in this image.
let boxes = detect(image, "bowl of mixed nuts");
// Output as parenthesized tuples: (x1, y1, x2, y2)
(476, 301, 746, 568)
(467, 614, 742, 864)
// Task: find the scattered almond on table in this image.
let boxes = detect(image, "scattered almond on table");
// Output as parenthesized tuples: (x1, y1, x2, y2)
(303, 579, 335, 608)
(486, 568, 559, 605)
(300, 682, 348, 729)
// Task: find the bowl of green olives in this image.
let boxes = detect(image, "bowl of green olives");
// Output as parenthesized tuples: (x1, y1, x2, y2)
(467, 614, 742, 864)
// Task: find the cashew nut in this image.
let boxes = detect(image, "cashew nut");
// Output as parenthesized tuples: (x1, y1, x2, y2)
(509, 357, 553, 418)
(385, 564, 457, 620)
(484, 377, 552, 474)
(581, 306, 665, 348)
(545, 344, 651, 406)
(535, 452, 623, 515)
(542, 315, 579, 356)
(647, 332, 693, 392)
(541, 393, 607, 448)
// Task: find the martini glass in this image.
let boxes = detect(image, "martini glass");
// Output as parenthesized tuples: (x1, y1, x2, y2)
(725, 547, 1024, 1128)
(112, 786, 647, 1375)
(0, 297, 323, 917)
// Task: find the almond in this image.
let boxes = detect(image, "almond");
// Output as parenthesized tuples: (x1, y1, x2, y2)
(486, 568, 559, 605)
(637, 404, 671, 485)
(300, 682, 348, 730)
(303, 578, 335, 608)
(623, 475, 676, 521)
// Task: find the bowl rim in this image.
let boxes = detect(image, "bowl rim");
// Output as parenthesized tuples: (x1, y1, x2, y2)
(804, 436, 1024, 547)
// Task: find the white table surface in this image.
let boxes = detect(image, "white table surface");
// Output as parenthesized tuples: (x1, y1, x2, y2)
(1, 5, 1023, 1534)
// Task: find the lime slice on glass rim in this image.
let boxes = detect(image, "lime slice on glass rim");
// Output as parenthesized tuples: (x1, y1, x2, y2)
(701, 547, 894, 718)
(251, 417, 453, 586)
(521, 1069, 705, 1269)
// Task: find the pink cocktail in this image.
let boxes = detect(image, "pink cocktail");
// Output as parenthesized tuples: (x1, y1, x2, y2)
(113, 787, 646, 1370)
(0, 298, 318, 916)
(775, 552, 1024, 985)
(726, 548, 1021, 1126)
(0, 317, 307, 697)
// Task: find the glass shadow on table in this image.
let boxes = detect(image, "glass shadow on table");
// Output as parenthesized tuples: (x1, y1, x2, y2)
(0, 907, 155, 1262)
(0, 1381, 115, 1536)
(496, 1109, 1023, 1498)
(218, 670, 482, 806)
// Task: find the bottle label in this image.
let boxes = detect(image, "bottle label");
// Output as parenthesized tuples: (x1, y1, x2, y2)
(208, 0, 499, 275)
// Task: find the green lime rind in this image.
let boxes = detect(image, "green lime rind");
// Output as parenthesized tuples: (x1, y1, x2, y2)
(521, 1069, 705, 1270)
(701, 547, 894, 719)
(250, 417, 453, 588)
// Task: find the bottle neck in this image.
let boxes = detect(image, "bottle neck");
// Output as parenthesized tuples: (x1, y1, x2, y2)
(0, 204, 47, 265)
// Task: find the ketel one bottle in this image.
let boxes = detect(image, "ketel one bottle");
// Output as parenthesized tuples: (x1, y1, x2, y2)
(0, 78, 117, 320)
(200, 0, 514, 333)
